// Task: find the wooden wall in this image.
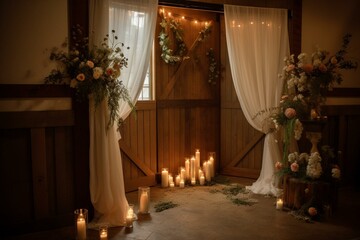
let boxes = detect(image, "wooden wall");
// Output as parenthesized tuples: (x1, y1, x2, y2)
(0, 85, 91, 236)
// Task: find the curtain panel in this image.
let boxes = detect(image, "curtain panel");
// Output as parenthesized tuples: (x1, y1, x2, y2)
(224, 5, 289, 196)
(88, 0, 158, 227)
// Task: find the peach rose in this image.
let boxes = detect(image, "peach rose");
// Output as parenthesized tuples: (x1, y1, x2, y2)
(284, 108, 296, 119)
(308, 207, 317, 216)
(76, 73, 85, 81)
(286, 64, 295, 72)
(275, 161, 283, 170)
(302, 63, 313, 73)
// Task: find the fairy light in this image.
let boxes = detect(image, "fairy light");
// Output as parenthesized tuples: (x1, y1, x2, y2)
(159, 8, 211, 27)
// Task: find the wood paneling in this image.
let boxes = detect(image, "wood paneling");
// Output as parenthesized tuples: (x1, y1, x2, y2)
(0, 84, 84, 236)
(120, 101, 157, 192)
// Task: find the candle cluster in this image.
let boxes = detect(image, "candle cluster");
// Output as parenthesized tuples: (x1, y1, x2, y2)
(161, 150, 215, 188)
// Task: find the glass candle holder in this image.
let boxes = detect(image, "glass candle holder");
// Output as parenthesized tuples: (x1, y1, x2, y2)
(138, 186, 150, 214)
(125, 204, 134, 228)
(99, 224, 108, 239)
(74, 208, 88, 240)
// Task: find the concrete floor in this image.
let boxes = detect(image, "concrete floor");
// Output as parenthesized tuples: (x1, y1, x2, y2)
(5, 177, 360, 240)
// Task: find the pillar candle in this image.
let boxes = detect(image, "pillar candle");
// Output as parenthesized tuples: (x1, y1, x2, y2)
(203, 162, 207, 177)
(139, 191, 149, 213)
(185, 158, 190, 180)
(175, 174, 180, 186)
(76, 212, 86, 240)
(205, 161, 211, 182)
(191, 178, 196, 185)
(195, 149, 200, 179)
(168, 174, 173, 184)
(190, 156, 195, 181)
(207, 160, 213, 180)
(209, 156, 215, 178)
(200, 174, 205, 185)
(180, 167, 186, 181)
(180, 180, 185, 188)
(161, 168, 169, 188)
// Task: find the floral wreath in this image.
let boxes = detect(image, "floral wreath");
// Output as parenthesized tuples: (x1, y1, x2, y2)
(158, 15, 188, 64)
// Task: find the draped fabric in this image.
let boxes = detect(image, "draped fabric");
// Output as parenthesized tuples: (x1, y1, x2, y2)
(224, 5, 289, 196)
(88, 0, 158, 227)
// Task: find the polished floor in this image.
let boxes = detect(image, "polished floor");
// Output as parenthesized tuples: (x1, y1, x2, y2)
(5, 177, 360, 240)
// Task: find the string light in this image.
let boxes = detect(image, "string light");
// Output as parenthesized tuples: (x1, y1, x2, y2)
(159, 8, 211, 26)
(230, 19, 273, 28)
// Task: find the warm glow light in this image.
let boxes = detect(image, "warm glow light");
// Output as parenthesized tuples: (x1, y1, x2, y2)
(181, 16, 185, 19)
(194, 20, 198, 24)
(168, 12, 172, 17)
(250, 21, 254, 24)
(238, 24, 241, 28)
(262, 21, 265, 24)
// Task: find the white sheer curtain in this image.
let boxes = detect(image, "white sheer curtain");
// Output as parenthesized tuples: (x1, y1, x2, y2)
(224, 5, 289, 196)
(88, 0, 158, 227)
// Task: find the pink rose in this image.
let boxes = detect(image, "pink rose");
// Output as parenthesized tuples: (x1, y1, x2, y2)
(308, 207, 317, 216)
(284, 108, 296, 119)
(290, 162, 299, 172)
(302, 63, 313, 73)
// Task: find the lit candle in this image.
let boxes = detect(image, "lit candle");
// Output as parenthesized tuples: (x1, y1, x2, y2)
(168, 174, 174, 185)
(161, 168, 169, 188)
(99, 226, 108, 239)
(203, 161, 207, 177)
(190, 156, 196, 181)
(180, 180, 185, 188)
(191, 178, 196, 185)
(175, 174, 180, 186)
(195, 149, 200, 179)
(276, 199, 283, 210)
(170, 182, 175, 188)
(126, 212, 133, 228)
(200, 175, 205, 185)
(205, 161, 211, 182)
(209, 156, 215, 178)
(76, 210, 86, 240)
(180, 167, 186, 181)
(185, 158, 190, 180)
(139, 191, 149, 213)
(207, 160, 213, 181)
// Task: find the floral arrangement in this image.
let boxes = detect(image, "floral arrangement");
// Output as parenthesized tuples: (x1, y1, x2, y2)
(278, 34, 357, 120)
(45, 25, 134, 127)
(275, 145, 341, 181)
(272, 34, 357, 163)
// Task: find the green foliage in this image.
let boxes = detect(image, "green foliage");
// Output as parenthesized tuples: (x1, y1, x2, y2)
(154, 201, 179, 212)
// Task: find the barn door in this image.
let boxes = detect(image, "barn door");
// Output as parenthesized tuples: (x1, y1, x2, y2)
(219, 16, 265, 179)
(155, 6, 221, 177)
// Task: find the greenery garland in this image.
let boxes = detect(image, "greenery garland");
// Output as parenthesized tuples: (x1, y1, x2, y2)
(206, 48, 220, 85)
(158, 17, 188, 64)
